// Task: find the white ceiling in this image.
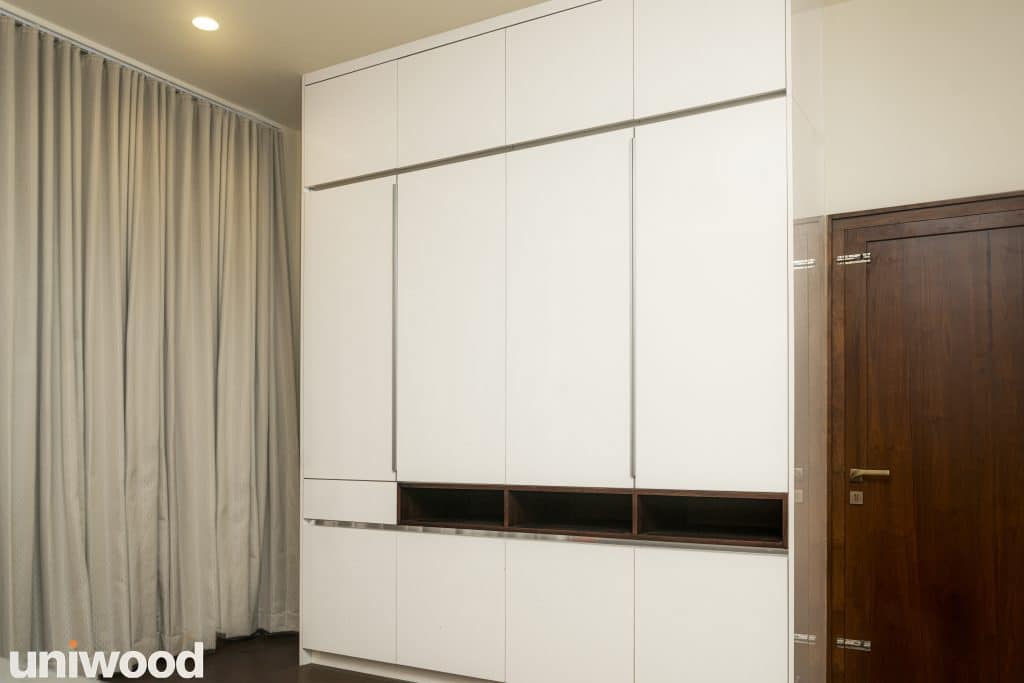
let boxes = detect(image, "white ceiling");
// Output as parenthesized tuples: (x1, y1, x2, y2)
(5, 0, 545, 128)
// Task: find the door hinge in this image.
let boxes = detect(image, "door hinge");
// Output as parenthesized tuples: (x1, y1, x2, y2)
(794, 633, 818, 646)
(835, 637, 872, 652)
(835, 252, 871, 265)
(793, 258, 817, 270)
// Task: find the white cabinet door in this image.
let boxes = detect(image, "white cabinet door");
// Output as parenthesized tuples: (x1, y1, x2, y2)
(396, 156, 505, 484)
(397, 31, 505, 167)
(635, 98, 787, 492)
(506, 0, 632, 143)
(635, 547, 788, 682)
(506, 131, 632, 487)
(302, 525, 397, 663)
(635, 0, 786, 118)
(303, 62, 397, 186)
(303, 178, 395, 481)
(397, 533, 505, 681)
(507, 540, 633, 683)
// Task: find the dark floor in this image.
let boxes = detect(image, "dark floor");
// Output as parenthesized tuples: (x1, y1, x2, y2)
(137, 633, 402, 682)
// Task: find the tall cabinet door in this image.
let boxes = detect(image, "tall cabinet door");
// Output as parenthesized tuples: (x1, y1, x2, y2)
(506, 130, 632, 487)
(635, 547, 788, 682)
(507, 540, 634, 683)
(303, 62, 397, 186)
(635, 0, 786, 118)
(635, 98, 787, 492)
(506, 0, 633, 143)
(303, 178, 395, 481)
(302, 525, 397, 663)
(396, 156, 505, 484)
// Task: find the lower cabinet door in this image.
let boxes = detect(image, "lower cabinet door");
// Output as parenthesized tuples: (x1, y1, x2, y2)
(635, 547, 788, 682)
(301, 525, 397, 663)
(397, 533, 506, 681)
(507, 540, 634, 683)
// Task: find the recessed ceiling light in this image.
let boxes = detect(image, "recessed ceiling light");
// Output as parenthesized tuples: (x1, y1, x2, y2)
(192, 16, 219, 32)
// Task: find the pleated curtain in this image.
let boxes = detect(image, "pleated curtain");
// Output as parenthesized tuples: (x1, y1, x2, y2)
(0, 15, 300, 655)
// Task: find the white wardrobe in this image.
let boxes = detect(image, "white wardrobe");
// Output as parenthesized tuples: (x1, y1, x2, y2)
(301, 0, 791, 681)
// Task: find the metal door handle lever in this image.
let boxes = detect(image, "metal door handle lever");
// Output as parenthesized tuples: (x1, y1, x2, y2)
(849, 468, 890, 483)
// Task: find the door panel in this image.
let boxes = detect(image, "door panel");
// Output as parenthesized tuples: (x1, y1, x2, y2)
(506, 130, 632, 487)
(396, 156, 505, 484)
(833, 203, 1024, 682)
(302, 525, 397, 662)
(397, 533, 506, 681)
(635, 547, 788, 682)
(635, 98, 788, 492)
(303, 178, 395, 481)
(506, 540, 633, 683)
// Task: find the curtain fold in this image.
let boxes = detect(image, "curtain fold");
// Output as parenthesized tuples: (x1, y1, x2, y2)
(0, 15, 300, 655)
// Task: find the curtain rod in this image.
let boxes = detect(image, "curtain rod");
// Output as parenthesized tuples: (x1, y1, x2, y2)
(0, 5, 283, 130)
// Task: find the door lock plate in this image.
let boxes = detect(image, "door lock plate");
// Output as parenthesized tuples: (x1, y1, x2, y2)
(849, 491, 864, 505)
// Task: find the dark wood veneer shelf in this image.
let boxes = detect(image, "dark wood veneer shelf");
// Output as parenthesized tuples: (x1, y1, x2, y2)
(397, 483, 787, 549)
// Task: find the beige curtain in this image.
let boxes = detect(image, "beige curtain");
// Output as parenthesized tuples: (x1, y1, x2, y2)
(0, 16, 300, 655)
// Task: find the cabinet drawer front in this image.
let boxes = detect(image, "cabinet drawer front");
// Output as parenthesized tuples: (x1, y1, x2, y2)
(303, 479, 397, 524)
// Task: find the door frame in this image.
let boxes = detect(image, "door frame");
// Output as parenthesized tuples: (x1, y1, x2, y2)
(826, 190, 1024, 682)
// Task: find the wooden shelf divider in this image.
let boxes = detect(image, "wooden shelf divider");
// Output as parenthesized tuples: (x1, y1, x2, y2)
(398, 483, 787, 549)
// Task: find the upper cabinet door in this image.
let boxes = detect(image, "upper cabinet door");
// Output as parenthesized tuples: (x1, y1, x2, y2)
(303, 62, 397, 186)
(635, 0, 786, 118)
(303, 178, 395, 481)
(506, 130, 632, 488)
(506, 0, 633, 143)
(635, 98, 787, 492)
(395, 156, 505, 484)
(397, 31, 505, 167)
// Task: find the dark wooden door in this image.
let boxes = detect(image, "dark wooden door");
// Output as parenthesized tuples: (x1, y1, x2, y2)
(830, 194, 1024, 682)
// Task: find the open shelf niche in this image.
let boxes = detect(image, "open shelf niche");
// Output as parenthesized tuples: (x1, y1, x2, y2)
(397, 483, 787, 549)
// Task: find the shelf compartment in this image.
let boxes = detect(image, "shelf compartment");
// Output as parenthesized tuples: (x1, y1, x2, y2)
(636, 492, 786, 548)
(398, 484, 505, 529)
(508, 488, 633, 537)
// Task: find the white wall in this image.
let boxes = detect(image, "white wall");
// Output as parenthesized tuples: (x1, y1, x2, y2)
(823, 0, 1024, 214)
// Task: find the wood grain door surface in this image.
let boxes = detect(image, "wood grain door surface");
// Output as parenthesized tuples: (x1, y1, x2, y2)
(831, 193, 1024, 682)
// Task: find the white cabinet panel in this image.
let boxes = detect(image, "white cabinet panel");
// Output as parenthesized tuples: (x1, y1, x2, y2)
(507, 540, 633, 683)
(635, 547, 788, 682)
(506, 131, 631, 487)
(397, 533, 505, 681)
(302, 480, 397, 524)
(506, 0, 632, 143)
(635, 98, 787, 492)
(397, 31, 505, 167)
(303, 178, 395, 481)
(396, 156, 505, 484)
(304, 62, 397, 186)
(302, 525, 397, 663)
(635, 0, 786, 118)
